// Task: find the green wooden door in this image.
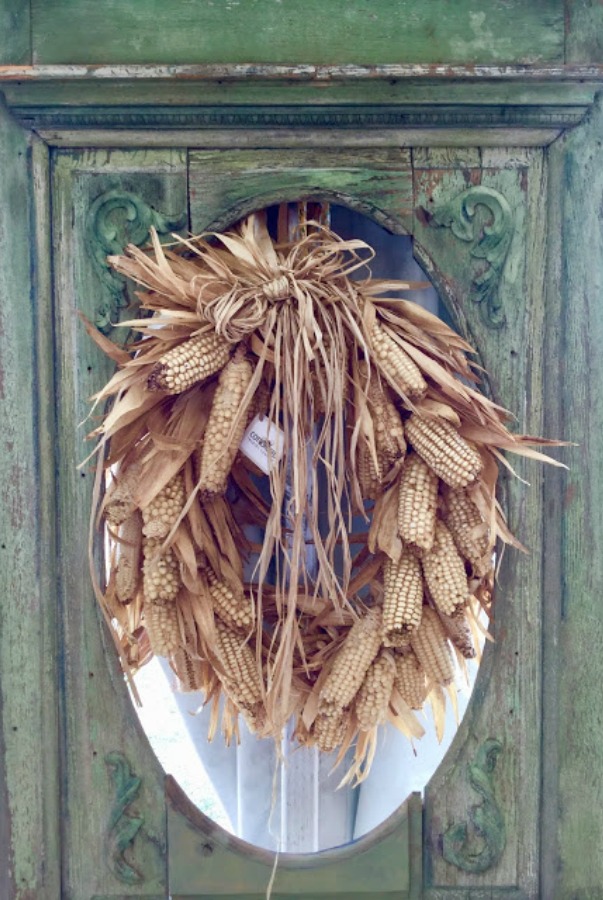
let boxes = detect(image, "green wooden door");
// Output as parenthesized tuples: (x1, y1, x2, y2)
(43, 139, 547, 898)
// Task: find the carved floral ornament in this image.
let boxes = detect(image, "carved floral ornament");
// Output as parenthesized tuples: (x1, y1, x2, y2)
(83, 202, 562, 789)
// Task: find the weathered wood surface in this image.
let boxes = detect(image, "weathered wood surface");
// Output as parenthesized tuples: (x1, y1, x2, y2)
(542, 96, 603, 899)
(30, 0, 564, 67)
(0, 104, 61, 897)
(52, 148, 187, 898)
(565, 0, 603, 63)
(189, 148, 414, 234)
(168, 778, 421, 897)
(414, 148, 547, 895)
(0, 1, 30, 65)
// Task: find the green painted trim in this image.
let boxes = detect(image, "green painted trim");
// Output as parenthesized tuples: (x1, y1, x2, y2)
(0, 1, 31, 65)
(30, 0, 564, 67)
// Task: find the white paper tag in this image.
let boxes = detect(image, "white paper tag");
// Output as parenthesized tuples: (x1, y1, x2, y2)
(240, 415, 285, 475)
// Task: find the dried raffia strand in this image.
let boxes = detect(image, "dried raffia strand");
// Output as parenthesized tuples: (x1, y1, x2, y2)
(115, 510, 143, 604)
(142, 472, 186, 540)
(405, 413, 482, 489)
(410, 605, 455, 686)
(397, 453, 439, 554)
(198, 348, 254, 497)
(355, 650, 396, 730)
(214, 619, 264, 729)
(443, 486, 492, 577)
(147, 331, 233, 394)
(104, 463, 141, 526)
(439, 610, 477, 659)
(421, 520, 468, 616)
(318, 610, 383, 714)
(145, 601, 181, 657)
(370, 320, 427, 400)
(383, 549, 424, 645)
(207, 570, 254, 630)
(393, 649, 429, 710)
(171, 647, 206, 691)
(142, 537, 181, 603)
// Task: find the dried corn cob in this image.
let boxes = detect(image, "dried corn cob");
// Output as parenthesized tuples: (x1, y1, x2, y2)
(104, 463, 141, 526)
(357, 437, 383, 500)
(318, 610, 382, 714)
(405, 414, 482, 489)
(215, 619, 263, 721)
(393, 649, 429, 709)
(439, 610, 476, 659)
(198, 349, 254, 497)
(383, 549, 424, 645)
(443, 486, 492, 577)
(397, 453, 439, 554)
(142, 537, 181, 603)
(361, 361, 407, 469)
(410, 606, 454, 686)
(147, 331, 232, 394)
(145, 601, 181, 656)
(115, 510, 143, 604)
(207, 571, 254, 630)
(370, 321, 427, 400)
(312, 709, 349, 753)
(355, 650, 396, 730)
(421, 520, 468, 615)
(171, 647, 206, 691)
(142, 472, 185, 540)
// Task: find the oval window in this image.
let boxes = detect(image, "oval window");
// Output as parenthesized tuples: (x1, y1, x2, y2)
(97, 203, 492, 854)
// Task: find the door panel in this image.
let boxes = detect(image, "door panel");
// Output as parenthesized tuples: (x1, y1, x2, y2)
(50, 143, 546, 897)
(52, 148, 187, 898)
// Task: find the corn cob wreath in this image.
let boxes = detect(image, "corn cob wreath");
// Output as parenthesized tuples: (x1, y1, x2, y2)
(85, 210, 562, 783)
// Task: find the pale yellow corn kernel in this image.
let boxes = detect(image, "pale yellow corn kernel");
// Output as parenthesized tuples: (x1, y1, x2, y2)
(198, 350, 254, 497)
(142, 537, 181, 603)
(145, 601, 181, 656)
(207, 571, 254, 630)
(370, 321, 427, 400)
(142, 472, 186, 540)
(397, 453, 439, 554)
(214, 619, 263, 712)
(171, 647, 206, 691)
(355, 651, 396, 730)
(104, 463, 141, 526)
(312, 709, 350, 753)
(405, 414, 482, 489)
(421, 520, 468, 615)
(443, 486, 492, 577)
(147, 331, 232, 394)
(393, 649, 429, 709)
(383, 549, 424, 644)
(115, 510, 143, 604)
(318, 609, 383, 714)
(439, 610, 476, 659)
(410, 605, 455, 686)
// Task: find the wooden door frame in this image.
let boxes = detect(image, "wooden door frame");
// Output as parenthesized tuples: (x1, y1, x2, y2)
(0, 65, 601, 899)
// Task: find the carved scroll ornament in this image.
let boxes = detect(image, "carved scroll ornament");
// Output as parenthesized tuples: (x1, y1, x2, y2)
(105, 751, 145, 885)
(430, 186, 514, 329)
(86, 189, 186, 333)
(442, 738, 506, 874)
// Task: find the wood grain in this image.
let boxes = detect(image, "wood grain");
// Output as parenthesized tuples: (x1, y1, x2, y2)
(0, 103, 61, 898)
(52, 148, 187, 897)
(30, 0, 564, 66)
